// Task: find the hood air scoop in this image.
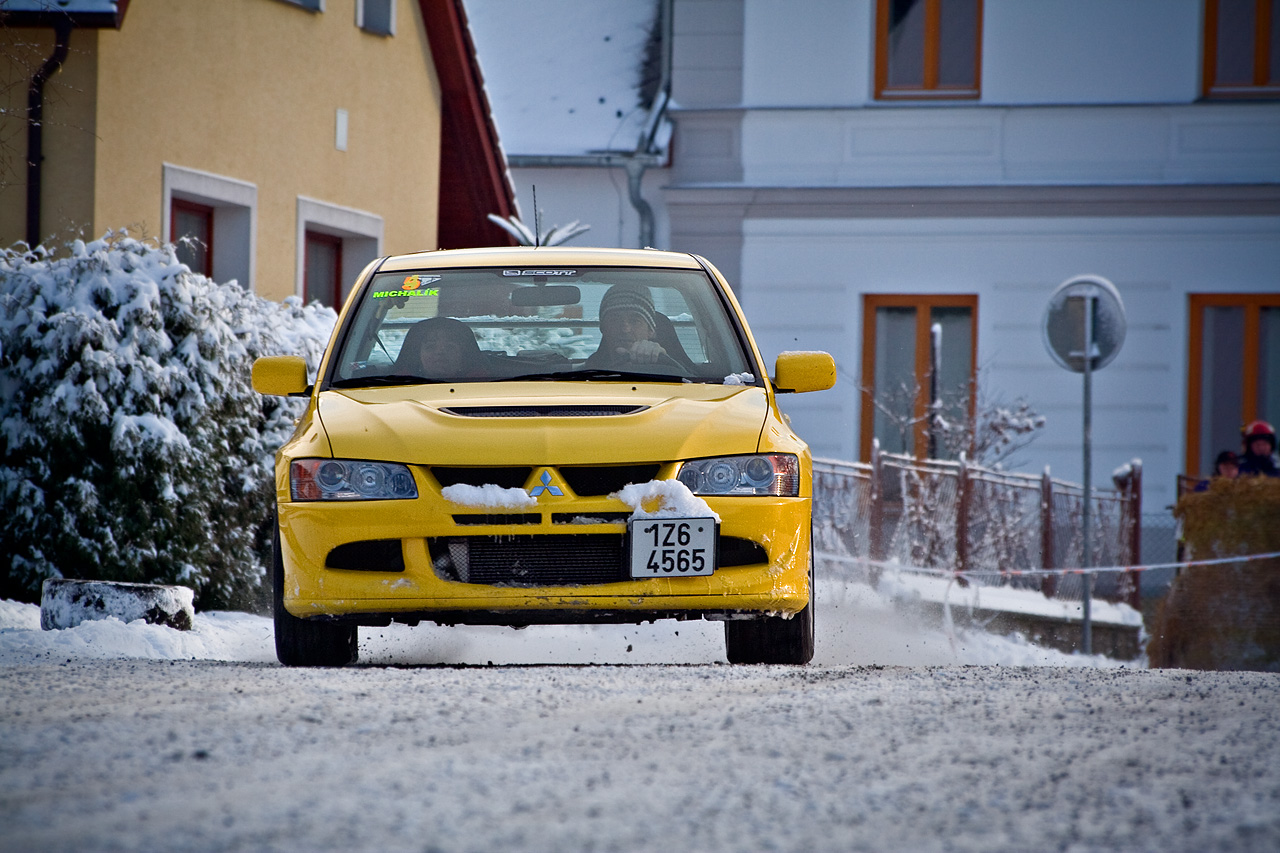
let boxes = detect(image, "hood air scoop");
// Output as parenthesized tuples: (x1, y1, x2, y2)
(439, 405, 648, 418)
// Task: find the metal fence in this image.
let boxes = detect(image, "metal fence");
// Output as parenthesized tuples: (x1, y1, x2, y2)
(812, 444, 1142, 607)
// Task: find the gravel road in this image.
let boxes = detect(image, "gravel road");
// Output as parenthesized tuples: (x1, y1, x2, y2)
(2, 661, 1278, 852)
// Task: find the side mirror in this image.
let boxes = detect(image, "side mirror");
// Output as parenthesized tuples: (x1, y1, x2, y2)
(252, 356, 310, 396)
(773, 351, 836, 394)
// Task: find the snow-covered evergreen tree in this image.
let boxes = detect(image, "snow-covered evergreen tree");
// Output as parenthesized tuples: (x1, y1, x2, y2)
(0, 236, 335, 609)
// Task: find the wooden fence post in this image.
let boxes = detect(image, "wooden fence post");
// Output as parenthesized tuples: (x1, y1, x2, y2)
(1127, 461, 1142, 610)
(869, 440, 885, 572)
(1041, 467, 1057, 598)
(955, 455, 969, 583)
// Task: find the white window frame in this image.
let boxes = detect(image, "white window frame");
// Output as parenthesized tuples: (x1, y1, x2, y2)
(356, 0, 395, 36)
(295, 196, 384, 306)
(162, 163, 257, 291)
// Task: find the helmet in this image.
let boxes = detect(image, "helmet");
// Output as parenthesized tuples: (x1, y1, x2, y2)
(1242, 420, 1276, 451)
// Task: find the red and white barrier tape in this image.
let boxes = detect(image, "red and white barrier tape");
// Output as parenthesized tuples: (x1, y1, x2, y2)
(815, 550, 1280, 579)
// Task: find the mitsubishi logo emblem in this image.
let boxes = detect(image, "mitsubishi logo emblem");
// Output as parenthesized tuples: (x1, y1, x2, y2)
(528, 470, 564, 497)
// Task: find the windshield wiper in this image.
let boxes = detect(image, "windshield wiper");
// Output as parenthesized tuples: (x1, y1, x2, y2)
(500, 368, 686, 383)
(330, 373, 447, 388)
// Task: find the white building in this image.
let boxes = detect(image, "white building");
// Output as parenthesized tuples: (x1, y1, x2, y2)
(467, 0, 1280, 518)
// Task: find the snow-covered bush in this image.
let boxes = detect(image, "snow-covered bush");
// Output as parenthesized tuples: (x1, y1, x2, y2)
(0, 235, 336, 610)
(864, 367, 1045, 469)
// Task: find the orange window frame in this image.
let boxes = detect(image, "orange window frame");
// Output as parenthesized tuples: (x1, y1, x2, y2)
(859, 293, 979, 460)
(1185, 293, 1280, 475)
(874, 0, 983, 100)
(1203, 0, 1280, 98)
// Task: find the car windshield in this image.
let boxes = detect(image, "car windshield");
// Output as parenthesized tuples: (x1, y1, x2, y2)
(328, 266, 758, 386)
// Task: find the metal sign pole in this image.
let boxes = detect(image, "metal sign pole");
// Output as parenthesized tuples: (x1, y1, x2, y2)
(1080, 292, 1095, 656)
(1042, 274, 1126, 659)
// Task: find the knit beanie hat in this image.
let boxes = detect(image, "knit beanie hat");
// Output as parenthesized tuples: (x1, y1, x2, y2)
(599, 285, 657, 333)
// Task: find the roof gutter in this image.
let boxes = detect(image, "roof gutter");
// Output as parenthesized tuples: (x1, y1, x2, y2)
(26, 20, 72, 248)
(505, 0, 673, 248)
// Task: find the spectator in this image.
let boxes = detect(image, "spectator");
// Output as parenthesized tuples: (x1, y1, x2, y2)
(1238, 420, 1279, 477)
(1194, 450, 1239, 490)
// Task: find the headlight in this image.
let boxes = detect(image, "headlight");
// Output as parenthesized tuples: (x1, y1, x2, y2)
(290, 459, 418, 501)
(676, 454, 799, 497)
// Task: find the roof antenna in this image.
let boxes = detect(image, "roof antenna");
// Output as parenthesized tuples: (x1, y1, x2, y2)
(532, 185, 541, 248)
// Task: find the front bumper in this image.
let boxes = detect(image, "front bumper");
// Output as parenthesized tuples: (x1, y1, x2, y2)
(277, 474, 811, 625)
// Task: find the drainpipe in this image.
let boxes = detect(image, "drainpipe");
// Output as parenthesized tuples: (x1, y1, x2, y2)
(628, 0, 673, 247)
(26, 20, 73, 249)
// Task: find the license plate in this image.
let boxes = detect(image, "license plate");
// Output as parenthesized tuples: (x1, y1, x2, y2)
(629, 518, 717, 578)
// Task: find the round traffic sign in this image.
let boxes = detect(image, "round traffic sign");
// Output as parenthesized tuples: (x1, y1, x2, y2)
(1042, 274, 1126, 373)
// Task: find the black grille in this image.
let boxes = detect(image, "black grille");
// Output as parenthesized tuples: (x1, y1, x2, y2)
(552, 512, 633, 525)
(559, 464, 661, 496)
(431, 467, 532, 490)
(440, 405, 647, 418)
(429, 535, 626, 586)
(719, 537, 768, 567)
(452, 513, 541, 526)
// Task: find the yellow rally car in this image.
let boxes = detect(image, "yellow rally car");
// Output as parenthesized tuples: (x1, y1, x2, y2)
(253, 247, 834, 666)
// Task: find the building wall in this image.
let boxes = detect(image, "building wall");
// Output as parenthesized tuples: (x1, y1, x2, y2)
(0, 0, 442, 298)
(665, 0, 1280, 510)
(735, 103, 1280, 187)
(738, 213, 1280, 508)
(740, 0, 1204, 107)
(90, 0, 441, 299)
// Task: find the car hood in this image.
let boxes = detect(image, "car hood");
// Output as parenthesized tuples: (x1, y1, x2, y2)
(317, 382, 771, 465)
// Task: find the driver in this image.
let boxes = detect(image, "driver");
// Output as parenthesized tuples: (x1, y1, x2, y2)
(586, 284, 669, 368)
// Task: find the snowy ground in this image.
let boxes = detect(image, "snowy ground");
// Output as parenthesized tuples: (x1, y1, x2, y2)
(3, 578, 1279, 852)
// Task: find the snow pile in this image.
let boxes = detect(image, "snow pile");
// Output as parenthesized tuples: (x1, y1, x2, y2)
(0, 607, 277, 664)
(441, 482, 538, 509)
(0, 236, 335, 609)
(0, 575, 1134, 667)
(878, 569, 1143, 629)
(723, 372, 754, 385)
(612, 479, 719, 520)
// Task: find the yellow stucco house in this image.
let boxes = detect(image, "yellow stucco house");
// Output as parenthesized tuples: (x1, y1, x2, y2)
(0, 0, 515, 304)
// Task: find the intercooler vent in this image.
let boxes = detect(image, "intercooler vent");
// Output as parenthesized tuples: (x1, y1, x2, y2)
(431, 466, 532, 490)
(429, 535, 627, 586)
(558, 464, 661, 496)
(440, 405, 647, 418)
(325, 539, 405, 572)
(452, 513, 541, 526)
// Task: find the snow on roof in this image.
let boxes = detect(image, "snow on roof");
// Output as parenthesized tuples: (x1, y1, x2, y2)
(462, 0, 658, 156)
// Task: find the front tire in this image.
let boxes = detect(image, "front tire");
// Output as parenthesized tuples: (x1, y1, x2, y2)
(724, 545, 815, 665)
(272, 520, 358, 667)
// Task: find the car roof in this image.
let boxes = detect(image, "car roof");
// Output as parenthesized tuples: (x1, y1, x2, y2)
(376, 246, 705, 272)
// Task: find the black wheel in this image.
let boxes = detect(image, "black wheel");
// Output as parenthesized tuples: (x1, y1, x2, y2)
(272, 520, 358, 667)
(725, 542, 815, 665)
